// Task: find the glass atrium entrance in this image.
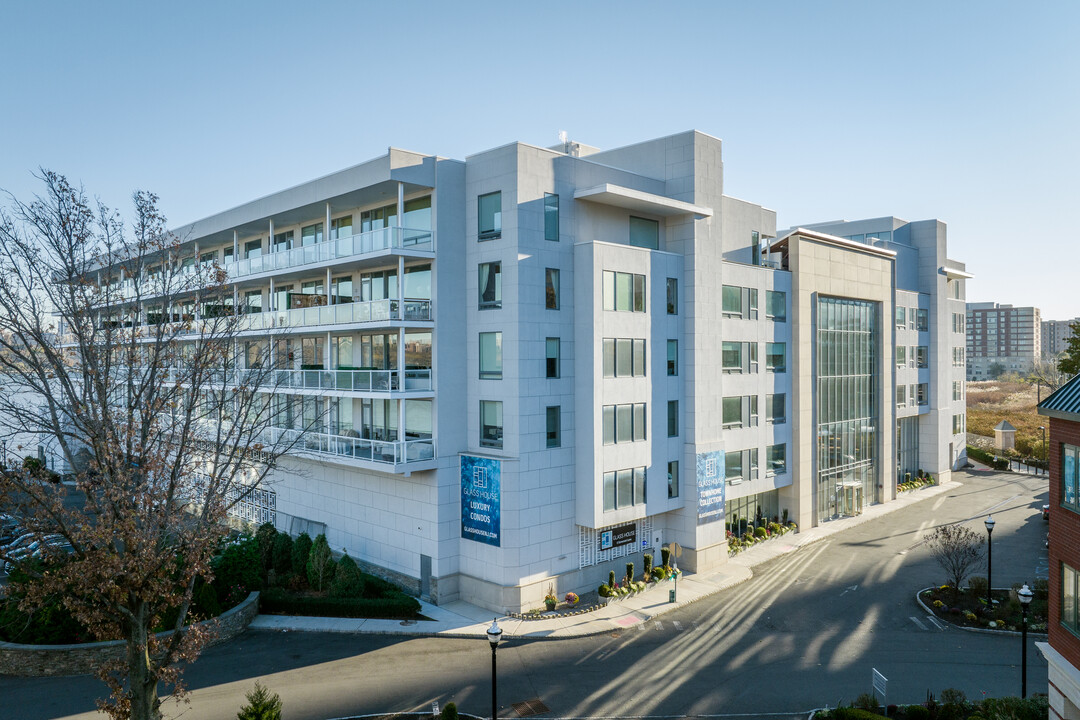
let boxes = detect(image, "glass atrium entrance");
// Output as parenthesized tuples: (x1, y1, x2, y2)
(816, 297, 879, 523)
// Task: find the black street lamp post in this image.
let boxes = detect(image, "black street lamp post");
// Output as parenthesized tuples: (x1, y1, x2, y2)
(1018, 583, 1033, 699)
(984, 516, 995, 608)
(1039, 426, 1047, 473)
(487, 618, 503, 720)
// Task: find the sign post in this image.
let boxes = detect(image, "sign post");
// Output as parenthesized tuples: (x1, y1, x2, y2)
(872, 668, 887, 710)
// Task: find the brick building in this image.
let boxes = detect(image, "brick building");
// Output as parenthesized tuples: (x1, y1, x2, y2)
(1038, 373, 1080, 719)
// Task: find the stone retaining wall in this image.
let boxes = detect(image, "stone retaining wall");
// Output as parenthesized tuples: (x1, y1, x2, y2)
(0, 591, 260, 677)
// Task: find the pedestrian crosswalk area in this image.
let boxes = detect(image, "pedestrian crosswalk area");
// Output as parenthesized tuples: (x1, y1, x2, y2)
(909, 614, 947, 631)
(618, 614, 949, 634)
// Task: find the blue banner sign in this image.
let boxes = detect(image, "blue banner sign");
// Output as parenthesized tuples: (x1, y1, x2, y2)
(461, 455, 501, 546)
(697, 450, 726, 525)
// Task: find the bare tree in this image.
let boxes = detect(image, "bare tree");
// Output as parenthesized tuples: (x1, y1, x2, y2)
(924, 523, 985, 596)
(1027, 359, 1068, 396)
(0, 172, 315, 720)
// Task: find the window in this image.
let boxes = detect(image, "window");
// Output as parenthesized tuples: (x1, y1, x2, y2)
(331, 215, 353, 240)
(667, 400, 678, 437)
(545, 268, 560, 310)
(722, 341, 744, 373)
(667, 340, 678, 376)
(767, 393, 786, 424)
(953, 347, 965, 367)
(603, 471, 616, 511)
(1063, 563, 1079, 635)
(603, 403, 647, 444)
(667, 278, 678, 315)
(949, 279, 962, 300)
(479, 332, 502, 379)
(917, 309, 929, 331)
(1062, 444, 1079, 511)
(725, 451, 744, 484)
(767, 444, 787, 476)
(896, 345, 906, 367)
(722, 286, 742, 317)
(909, 309, 917, 331)
(766, 290, 786, 321)
(478, 262, 501, 309)
(546, 406, 560, 448)
(667, 461, 679, 499)
(200, 251, 216, 267)
(895, 306, 906, 328)
(917, 383, 928, 406)
(952, 413, 965, 434)
(546, 338, 560, 378)
(602, 271, 646, 312)
(751, 230, 761, 266)
(603, 337, 646, 377)
(765, 342, 786, 372)
(916, 346, 928, 368)
(244, 239, 262, 259)
(244, 290, 262, 314)
(629, 216, 659, 249)
(723, 396, 743, 429)
(953, 381, 963, 402)
(952, 313, 965, 334)
(478, 191, 501, 240)
(480, 400, 503, 448)
(544, 193, 559, 241)
(603, 467, 646, 510)
(897, 385, 906, 407)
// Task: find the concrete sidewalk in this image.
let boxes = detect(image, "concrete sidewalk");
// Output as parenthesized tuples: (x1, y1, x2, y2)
(249, 477, 960, 640)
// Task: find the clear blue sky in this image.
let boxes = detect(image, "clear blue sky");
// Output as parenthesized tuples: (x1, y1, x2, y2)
(1, 1, 1077, 318)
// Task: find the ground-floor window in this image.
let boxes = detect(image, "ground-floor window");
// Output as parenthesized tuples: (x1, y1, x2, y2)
(725, 490, 779, 538)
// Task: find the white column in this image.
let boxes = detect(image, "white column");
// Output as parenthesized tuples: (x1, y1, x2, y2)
(397, 255, 405, 318)
(232, 230, 238, 259)
(268, 277, 275, 312)
(397, 181, 405, 230)
(326, 267, 332, 307)
(325, 331, 331, 370)
(325, 202, 332, 241)
(268, 219, 274, 254)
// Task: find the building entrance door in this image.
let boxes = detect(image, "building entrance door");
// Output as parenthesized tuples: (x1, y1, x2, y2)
(838, 482, 863, 517)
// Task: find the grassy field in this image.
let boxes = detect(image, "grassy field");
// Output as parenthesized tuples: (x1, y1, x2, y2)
(966, 379, 1045, 456)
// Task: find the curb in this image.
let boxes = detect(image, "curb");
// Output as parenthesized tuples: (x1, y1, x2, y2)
(914, 587, 1049, 639)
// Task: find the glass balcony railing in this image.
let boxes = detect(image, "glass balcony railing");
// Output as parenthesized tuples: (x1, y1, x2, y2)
(152, 367, 432, 393)
(237, 298, 431, 331)
(265, 426, 435, 466)
(228, 226, 433, 278)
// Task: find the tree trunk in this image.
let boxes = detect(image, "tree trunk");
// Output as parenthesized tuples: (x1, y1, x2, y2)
(127, 606, 162, 720)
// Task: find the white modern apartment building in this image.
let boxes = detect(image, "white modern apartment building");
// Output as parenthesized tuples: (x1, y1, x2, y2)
(1044, 318, 1080, 359)
(792, 218, 972, 482)
(71, 131, 969, 613)
(966, 302, 1042, 380)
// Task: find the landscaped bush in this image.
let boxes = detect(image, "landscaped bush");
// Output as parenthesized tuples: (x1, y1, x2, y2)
(854, 692, 880, 712)
(260, 587, 420, 618)
(291, 532, 313, 576)
(643, 553, 653, 578)
(271, 533, 294, 576)
(968, 576, 988, 597)
(904, 705, 929, 720)
(441, 702, 458, 720)
(255, 522, 278, 570)
(826, 708, 886, 720)
(212, 537, 261, 600)
(306, 534, 336, 591)
(625, 562, 634, 584)
(237, 681, 283, 720)
(754, 526, 767, 539)
(330, 555, 365, 598)
(966, 445, 1010, 471)
(191, 580, 222, 620)
(651, 566, 667, 581)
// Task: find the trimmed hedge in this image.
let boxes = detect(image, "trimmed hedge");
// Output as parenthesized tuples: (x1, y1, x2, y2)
(260, 587, 420, 619)
(966, 445, 1009, 471)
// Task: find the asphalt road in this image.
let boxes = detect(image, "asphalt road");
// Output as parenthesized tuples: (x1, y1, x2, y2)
(0, 469, 1050, 720)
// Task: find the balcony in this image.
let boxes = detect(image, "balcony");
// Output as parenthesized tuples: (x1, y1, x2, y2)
(151, 367, 432, 394)
(228, 226, 433, 279)
(265, 426, 436, 470)
(238, 297, 431, 332)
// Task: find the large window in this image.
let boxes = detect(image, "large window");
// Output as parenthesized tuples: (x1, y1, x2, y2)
(629, 216, 659, 249)
(667, 278, 678, 315)
(953, 381, 963, 402)
(244, 239, 262, 259)
(602, 338, 646, 378)
(766, 393, 786, 424)
(766, 342, 786, 372)
(667, 400, 679, 437)
(917, 383, 928, 406)
(767, 444, 787, 476)
(723, 395, 758, 429)
(896, 385, 906, 407)
(602, 403, 647, 444)
(1062, 444, 1079, 511)
(479, 262, 501, 309)
(602, 271, 646, 312)
(479, 332, 502, 379)
(480, 400, 503, 448)
(667, 340, 678, 376)
(766, 290, 786, 321)
(602, 466, 646, 510)
(1063, 563, 1079, 635)
(916, 309, 929, 331)
(668, 461, 679, 499)
(751, 230, 761, 265)
(723, 286, 758, 320)
(544, 193, 559, 241)
(478, 191, 502, 240)
(546, 406, 561, 448)
(916, 346, 928, 368)
(896, 345, 906, 367)
(725, 451, 744, 485)
(545, 268, 560, 309)
(895, 306, 906, 328)
(723, 341, 757, 373)
(952, 413, 966, 434)
(546, 338, 560, 378)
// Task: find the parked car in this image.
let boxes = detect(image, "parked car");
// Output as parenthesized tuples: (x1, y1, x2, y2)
(0, 515, 23, 544)
(1043, 504, 1050, 521)
(3, 534, 70, 573)
(1, 531, 36, 553)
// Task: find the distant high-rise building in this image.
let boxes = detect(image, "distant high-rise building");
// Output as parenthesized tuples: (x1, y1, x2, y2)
(1044, 318, 1080, 358)
(965, 303, 1042, 380)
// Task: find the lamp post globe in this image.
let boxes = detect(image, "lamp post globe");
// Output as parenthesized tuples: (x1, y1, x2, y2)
(1018, 584, 1033, 699)
(984, 516, 995, 608)
(487, 618, 503, 720)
